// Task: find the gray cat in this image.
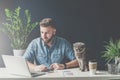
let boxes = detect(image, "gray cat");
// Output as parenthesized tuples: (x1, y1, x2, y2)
(73, 42, 88, 71)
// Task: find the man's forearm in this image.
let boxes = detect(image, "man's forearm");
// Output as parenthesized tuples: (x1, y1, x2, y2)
(65, 59, 79, 69)
(27, 61, 36, 71)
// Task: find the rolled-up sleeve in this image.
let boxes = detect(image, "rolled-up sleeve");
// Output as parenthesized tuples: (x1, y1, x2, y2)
(23, 40, 36, 63)
(64, 40, 76, 60)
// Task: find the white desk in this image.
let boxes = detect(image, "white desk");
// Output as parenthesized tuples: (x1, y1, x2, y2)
(0, 68, 120, 80)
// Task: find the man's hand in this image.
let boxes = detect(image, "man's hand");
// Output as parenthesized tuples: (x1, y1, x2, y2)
(34, 64, 48, 72)
(50, 63, 65, 70)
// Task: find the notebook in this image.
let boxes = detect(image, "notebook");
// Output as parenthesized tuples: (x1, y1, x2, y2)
(2, 55, 47, 77)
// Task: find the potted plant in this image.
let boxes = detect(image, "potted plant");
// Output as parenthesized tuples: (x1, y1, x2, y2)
(0, 7, 38, 56)
(102, 39, 120, 74)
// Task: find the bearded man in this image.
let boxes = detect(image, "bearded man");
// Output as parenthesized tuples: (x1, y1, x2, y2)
(23, 18, 78, 72)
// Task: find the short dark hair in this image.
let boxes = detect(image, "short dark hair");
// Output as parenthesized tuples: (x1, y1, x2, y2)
(40, 18, 56, 29)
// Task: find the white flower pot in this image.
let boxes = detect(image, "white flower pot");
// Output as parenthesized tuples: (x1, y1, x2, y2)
(13, 49, 26, 56)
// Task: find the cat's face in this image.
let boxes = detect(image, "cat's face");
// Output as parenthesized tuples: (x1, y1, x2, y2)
(73, 42, 85, 54)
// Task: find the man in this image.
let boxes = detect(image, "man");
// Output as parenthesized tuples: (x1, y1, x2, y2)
(23, 18, 78, 72)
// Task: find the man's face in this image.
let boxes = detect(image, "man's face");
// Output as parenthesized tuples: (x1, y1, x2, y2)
(40, 26, 56, 43)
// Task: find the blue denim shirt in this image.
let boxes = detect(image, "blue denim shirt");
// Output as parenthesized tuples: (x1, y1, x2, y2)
(23, 36, 76, 68)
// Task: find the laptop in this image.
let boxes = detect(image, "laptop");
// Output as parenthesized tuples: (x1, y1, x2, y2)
(2, 55, 47, 77)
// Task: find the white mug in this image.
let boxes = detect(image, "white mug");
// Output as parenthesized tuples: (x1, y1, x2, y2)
(89, 61, 97, 75)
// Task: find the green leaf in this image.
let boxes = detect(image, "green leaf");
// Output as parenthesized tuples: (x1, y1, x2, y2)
(1, 6, 38, 49)
(102, 39, 120, 63)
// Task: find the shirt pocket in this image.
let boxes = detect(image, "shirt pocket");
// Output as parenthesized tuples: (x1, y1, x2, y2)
(37, 53, 47, 64)
(52, 52, 63, 63)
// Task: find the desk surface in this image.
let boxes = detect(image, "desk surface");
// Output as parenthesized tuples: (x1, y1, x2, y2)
(0, 68, 120, 80)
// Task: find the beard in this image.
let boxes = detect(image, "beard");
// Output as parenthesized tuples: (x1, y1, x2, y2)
(42, 35, 55, 44)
